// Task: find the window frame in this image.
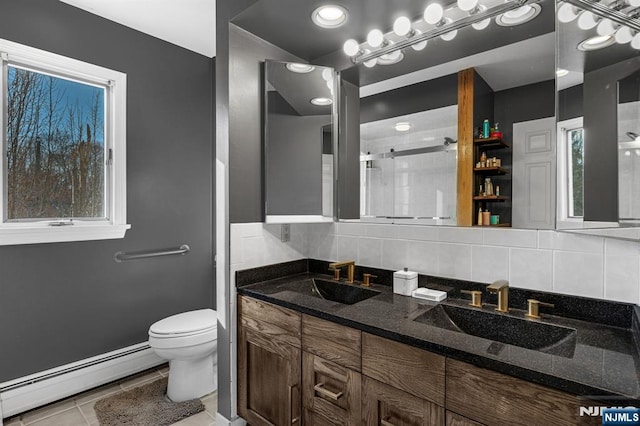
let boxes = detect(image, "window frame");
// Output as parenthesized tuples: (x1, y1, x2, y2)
(556, 117, 584, 227)
(0, 38, 129, 245)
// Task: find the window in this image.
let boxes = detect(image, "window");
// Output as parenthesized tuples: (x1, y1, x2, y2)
(0, 39, 128, 245)
(557, 117, 583, 225)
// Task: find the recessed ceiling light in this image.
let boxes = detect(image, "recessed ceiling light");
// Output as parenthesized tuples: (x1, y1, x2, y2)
(577, 35, 615, 51)
(286, 63, 316, 73)
(378, 50, 404, 66)
(310, 97, 333, 106)
(556, 68, 569, 77)
(311, 5, 348, 28)
(394, 122, 412, 132)
(496, 4, 541, 26)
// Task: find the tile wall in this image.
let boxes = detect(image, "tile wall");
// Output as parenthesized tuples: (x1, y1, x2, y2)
(231, 222, 640, 305)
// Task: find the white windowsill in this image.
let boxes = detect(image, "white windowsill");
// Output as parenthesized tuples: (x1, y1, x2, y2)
(0, 223, 131, 246)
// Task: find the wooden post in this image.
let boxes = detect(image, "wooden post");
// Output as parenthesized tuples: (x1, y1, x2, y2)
(457, 68, 475, 226)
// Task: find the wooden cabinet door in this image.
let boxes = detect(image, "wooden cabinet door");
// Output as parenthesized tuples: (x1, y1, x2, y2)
(446, 411, 484, 426)
(302, 351, 361, 425)
(238, 326, 301, 426)
(362, 376, 445, 426)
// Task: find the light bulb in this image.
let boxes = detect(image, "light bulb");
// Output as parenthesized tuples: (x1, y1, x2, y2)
(577, 11, 599, 30)
(367, 29, 385, 47)
(471, 5, 490, 30)
(441, 30, 458, 41)
(557, 3, 579, 23)
(440, 18, 457, 41)
(393, 16, 413, 36)
(457, 0, 478, 12)
(629, 0, 640, 7)
(321, 68, 333, 82)
(597, 19, 617, 36)
(411, 30, 427, 50)
(615, 27, 634, 44)
(424, 3, 444, 25)
(343, 39, 360, 56)
(364, 58, 377, 68)
(632, 33, 640, 49)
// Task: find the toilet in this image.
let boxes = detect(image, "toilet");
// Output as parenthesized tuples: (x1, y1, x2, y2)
(148, 309, 217, 402)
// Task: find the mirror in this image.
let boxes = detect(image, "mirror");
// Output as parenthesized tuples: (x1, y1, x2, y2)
(264, 60, 336, 223)
(339, 0, 556, 228)
(232, 0, 556, 229)
(557, 0, 640, 239)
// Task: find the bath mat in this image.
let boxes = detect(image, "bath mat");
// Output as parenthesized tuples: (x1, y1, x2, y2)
(94, 377, 205, 426)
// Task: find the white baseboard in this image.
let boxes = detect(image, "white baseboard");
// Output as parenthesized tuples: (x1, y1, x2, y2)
(0, 342, 163, 420)
(216, 412, 247, 426)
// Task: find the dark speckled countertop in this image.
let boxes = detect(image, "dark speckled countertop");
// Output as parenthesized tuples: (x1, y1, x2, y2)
(237, 260, 640, 402)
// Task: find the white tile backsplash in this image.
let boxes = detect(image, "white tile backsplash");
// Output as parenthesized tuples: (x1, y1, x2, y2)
(509, 248, 553, 292)
(553, 251, 604, 298)
(358, 237, 383, 267)
(230, 222, 640, 304)
(483, 228, 538, 249)
(604, 255, 640, 304)
(471, 246, 509, 284)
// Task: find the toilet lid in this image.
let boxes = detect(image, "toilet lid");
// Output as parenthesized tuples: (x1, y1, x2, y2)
(149, 309, 217, 336)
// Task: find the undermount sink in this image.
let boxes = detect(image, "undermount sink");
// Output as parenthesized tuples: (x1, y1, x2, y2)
(285, 278, 381, 305)
(414, 304, 577, 358)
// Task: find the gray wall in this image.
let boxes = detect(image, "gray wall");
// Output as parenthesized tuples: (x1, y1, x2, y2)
(339, 80, 361, 219)
(229, 25, 300, 223)
(266, 92, 329, 215)
(360, 74, 458, 124)
(0, 0, 214, 382)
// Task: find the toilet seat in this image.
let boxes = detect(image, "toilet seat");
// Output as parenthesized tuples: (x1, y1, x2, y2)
(148, 309, 217, 349)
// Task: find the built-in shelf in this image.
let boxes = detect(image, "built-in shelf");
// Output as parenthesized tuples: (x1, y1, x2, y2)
(473, 167, 509, 175)
(473, 195, 509, 202)
(473, 137, 510, 149)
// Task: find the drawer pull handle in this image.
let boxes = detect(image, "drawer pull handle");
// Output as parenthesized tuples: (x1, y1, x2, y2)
(313, 382, 343, 401)
(381, 417, 396, 426)
(288, 384, 300, 425)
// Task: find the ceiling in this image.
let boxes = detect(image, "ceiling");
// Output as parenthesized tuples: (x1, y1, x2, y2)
(58, 0, 217, 57)
(232, 0, 555, 88)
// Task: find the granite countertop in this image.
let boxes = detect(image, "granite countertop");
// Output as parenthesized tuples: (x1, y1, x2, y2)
(238, 268, 640, 402)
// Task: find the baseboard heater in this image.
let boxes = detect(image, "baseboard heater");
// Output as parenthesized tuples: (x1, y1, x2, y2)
(0, 342, 164, 420)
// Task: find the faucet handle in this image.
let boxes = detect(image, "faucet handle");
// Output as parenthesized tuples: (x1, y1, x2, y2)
(460, 290, 483, 308)
(329, 267, 341, 281)
(526, 299, 554, 319)
(362, 273, 377, 287)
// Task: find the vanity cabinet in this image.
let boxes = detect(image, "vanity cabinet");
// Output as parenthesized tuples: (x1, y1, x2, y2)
(302, 315, 362, 425)
(238, 296, 601, 426)
(238, 296, 302, 425)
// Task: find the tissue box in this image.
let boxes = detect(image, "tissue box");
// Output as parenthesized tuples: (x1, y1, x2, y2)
(393, 268, 418, 296)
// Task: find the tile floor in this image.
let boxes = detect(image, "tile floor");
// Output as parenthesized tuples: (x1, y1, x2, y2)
(3, 365, 217, 426)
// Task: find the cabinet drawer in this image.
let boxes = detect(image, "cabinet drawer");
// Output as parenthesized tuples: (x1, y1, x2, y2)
(302, 315, 361, 371)
(362, 376, 445, 426)
(445, 359, 600, 426)
(362, 333, 445, 406)
(239, 296, 301, 348)
(302, 352, 361, 426)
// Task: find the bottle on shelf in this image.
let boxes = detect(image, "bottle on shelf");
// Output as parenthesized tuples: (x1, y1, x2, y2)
(483, 119, 490, 138)
(477, 207, 483, 226)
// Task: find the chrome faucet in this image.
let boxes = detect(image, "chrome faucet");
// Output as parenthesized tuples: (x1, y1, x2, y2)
(486, 280, 509, 313)
(329, 260, 355, 284)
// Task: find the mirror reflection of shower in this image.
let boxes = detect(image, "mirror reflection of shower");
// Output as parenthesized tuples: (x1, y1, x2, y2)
(360, 105, 458, 225)
(618, 78, 640, 222)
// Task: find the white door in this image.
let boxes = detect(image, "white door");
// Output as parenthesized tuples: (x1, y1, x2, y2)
(512, 117, 556, 229)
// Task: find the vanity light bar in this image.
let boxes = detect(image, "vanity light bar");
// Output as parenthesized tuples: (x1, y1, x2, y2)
(352, 0, 533, 64)
(562, 0, 640, 31)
